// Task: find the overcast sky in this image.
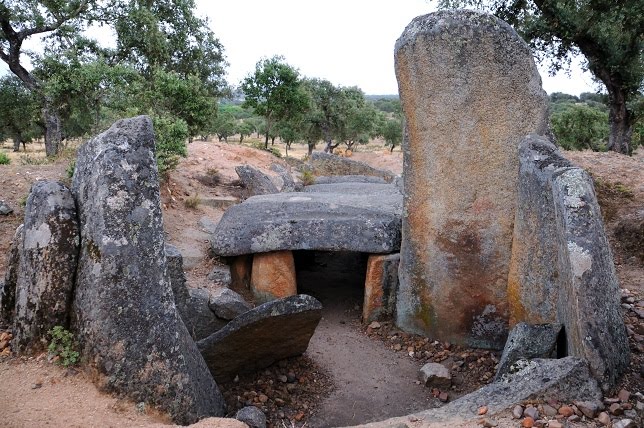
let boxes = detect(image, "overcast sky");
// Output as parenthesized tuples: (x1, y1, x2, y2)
(198, 0, 599, 95)
(1, 1, 599, 96)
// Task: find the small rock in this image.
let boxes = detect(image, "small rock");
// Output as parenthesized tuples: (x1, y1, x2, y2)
(618, 389, 631, 403)
(258, 394, 268, 403)
(613, 419, 636, 428)
(479, 418, 497, 427)
(522, 417, 535, 428)
(568, 414, 580, 422)
(635, 401, 644, 411)
(368, 321, 381, 329)
(524, 406, 539, 420)
(236, 406, 267, 428)
(575, 400, 601, 418)
(610, 402, 624, 415)
(418, 362, 451, 389)
(31, 382, 42, 389)
(393, 343, 402, 351)
(623, 409, 637, 419)
(286, 372, 297, 383)
(542, 404, 557, 417)
(547, 421, 562, 428)
(596, 412, 611, 426)
(0, 200, 13, 216)
(207, 266, 232, 286)
(558, 405, 574, 417)
(439, 391, 449, 402)
(208, 287, 252, 320)
(513, 405, 524, 419)
(478, 406, 488, 415)
(278, 375, 287, 383)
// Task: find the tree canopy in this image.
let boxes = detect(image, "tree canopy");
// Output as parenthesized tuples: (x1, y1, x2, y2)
(438, 0, 643, 154)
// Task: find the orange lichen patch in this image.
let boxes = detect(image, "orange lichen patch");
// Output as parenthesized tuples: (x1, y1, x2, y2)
(250, 251, 297, 304)
(363, 255, 386, 322)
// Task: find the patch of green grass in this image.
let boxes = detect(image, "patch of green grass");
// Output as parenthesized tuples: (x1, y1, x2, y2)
(0, 152, 10, 165)
(48, 326, 79, 367)
(300, 170, 316, 186)
(184, 194, 201, 209)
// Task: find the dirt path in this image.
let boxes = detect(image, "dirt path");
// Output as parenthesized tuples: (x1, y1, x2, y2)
(296, 252, 436, 427)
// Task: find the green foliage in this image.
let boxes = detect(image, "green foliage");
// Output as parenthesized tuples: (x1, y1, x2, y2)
(0, 152, 10, 165)
(381, 117, 403, 152)
(47, 326, 79, 368)
(300, 170, 316, 186)
(184, 194, 201, 209)
(551, 103, 609, 151)
(153, 116, 188, 178)
(241, 56, 308, 148)
(66, 160, 76, 179)
(0, 76, 43, 146)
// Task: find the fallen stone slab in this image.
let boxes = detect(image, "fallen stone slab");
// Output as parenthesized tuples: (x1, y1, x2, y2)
(12, 181, 79, 354)
(71, 115, 224, 424)
(236, 165, 278, 197)
(197, 294, 322, 383)
(355, 357, 601, 427)
(310, 152, 394, 182)
(270, 163, 296, 192)
(210, 184, 402, 256)
(494, 322, 561, 380)
(314, 175, 386, 185)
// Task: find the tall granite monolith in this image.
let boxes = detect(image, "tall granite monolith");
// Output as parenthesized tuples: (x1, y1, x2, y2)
(12, 181, 79, 353)
(71, 116, 225, 424)
(394, 10, 549, 348)
(0, 225, 23, 328)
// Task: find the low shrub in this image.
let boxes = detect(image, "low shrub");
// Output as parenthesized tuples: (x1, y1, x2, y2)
(47, 326, 79, 367)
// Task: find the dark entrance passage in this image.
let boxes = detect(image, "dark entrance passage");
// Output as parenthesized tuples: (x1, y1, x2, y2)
(294, 251, 368, 319)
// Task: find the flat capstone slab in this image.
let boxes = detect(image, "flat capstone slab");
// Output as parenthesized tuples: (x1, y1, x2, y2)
(210, 183, 402, 256)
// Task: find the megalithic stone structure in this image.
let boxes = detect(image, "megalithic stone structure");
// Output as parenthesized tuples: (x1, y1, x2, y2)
(394, 10, 549, 349)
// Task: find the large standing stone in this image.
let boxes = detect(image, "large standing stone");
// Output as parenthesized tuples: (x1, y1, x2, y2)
(198, 294, 322, 383)
(394, 10, 549, 348)
(363, 253, 400, 322)
(12, 181, 79, 353)
(251, 251, 297, 304)
(71, 116, 224, 424)
(509, 135, 629, 390)
(0, 225, 23, 327)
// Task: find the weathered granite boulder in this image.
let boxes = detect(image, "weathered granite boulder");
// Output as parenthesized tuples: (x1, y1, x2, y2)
(235, 165, 278, 197)
(185, 288, 227, 341)
(395, 10, 549, 349)
(270, 163, 296, 192)
(209, 288, 252, 320)
(210, 183, 402, 256)
(12, 181, 79, 353)
(358, 357, 601, 427)
(494, 322, 561, 380)
(207, 265, 232, 286)
(0, 200, 13, 215)
(310, 152, 394, 182)
(363, 253, 400, 322)
(71, 116, 224, 424)
(509, 135, 629, 390)
(166, 243, 189, 313)
(198, 294, 322, 382)
(314, 175, 386, 185)
(251, 251, 297, 303)
(0, 225, 23, 327)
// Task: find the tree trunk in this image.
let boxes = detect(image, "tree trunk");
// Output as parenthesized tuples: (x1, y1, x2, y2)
(307, 140, 315, 156)
(264, 132, 269, 149)
(607, 93, 633, 155)
(271, 136, 276, 146)
(240, 135, 244, 144)
(12, 137, 21, 152)
(42, 104, 62, 157)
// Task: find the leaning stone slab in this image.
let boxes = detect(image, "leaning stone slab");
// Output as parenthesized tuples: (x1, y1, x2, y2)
(71, 116, 224, 424)
(12, 181, 79, 353)
(236, 165, 278, 197)
(314, 175, 386, 185)
(310, 152, 394, 182)
(270, 163, 296, 192)
(363, 253, 400, 323)
(210, 184, 402, 256)
(355, 357, 601, 428)
(395, 10, 549, 349)
(197, 294, 322, 383)
(494, 322, 561, 380)
(509, 135, 629, 390)
(0, 225, 23, 327)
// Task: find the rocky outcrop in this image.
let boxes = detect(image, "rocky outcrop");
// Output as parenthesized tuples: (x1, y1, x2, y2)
(394, 10, 549, 349)
(309, 152, 394, 182)
(494, 322, 561, 380)
(236, 165, 278, 197)
(198, 294, 322, 383)
(71, 116, 224, 424)
(509, 135, 629, 390)
(12, 181, 79, 353)
(0, 225, 22, 327)
(210, 183, 402, 256)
